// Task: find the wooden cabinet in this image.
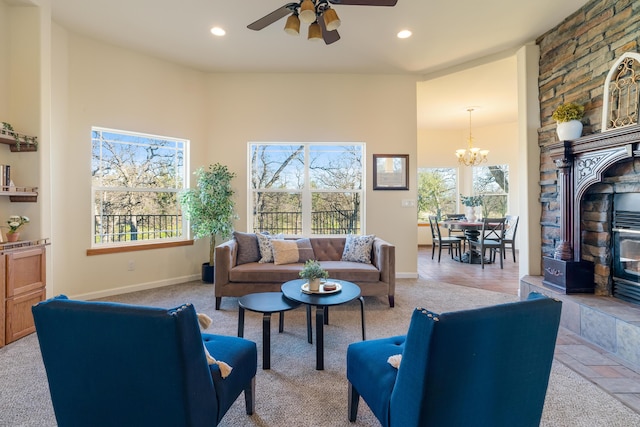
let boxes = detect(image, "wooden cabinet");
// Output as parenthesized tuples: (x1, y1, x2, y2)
(0, 243, 46, 347)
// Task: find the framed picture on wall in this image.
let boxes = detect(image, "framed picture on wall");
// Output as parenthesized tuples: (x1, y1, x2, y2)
(373, 154, 409, 190)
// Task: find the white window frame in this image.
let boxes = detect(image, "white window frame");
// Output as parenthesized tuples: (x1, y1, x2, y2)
(91, 126, 189, 247)
(248, 142, 366, 236)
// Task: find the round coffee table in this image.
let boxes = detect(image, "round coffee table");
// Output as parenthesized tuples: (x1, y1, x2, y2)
(238, 292, 301, 370)
(281, 279, 366, 370)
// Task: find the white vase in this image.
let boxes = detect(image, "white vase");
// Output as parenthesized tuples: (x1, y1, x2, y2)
(556, 120, 583, 141)
(474, 206, 483, 221)
(465, 207, 476, 223)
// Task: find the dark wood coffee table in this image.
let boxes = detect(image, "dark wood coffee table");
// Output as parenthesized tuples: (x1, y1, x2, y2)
(237, 292, 301, 370)
(281, 279, 366, 370)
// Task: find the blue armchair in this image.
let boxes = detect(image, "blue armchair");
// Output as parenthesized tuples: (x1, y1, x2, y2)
(347, 292, 562, 427)
(32, 296, 257, 427)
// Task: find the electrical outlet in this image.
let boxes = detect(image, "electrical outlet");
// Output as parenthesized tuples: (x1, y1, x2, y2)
(401, 199, 416, 207)
(128, 260, 135, 271)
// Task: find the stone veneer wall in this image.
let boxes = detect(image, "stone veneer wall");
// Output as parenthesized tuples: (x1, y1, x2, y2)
(537, 0, 640, 289)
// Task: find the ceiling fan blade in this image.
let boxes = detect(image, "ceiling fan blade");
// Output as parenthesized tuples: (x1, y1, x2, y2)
(247, 5, 293, 31)
(319, 18, 341, 45)
(328, 0, 397, 5)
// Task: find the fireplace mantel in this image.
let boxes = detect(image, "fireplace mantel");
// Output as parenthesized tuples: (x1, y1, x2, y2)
(543, 125, 640, 262)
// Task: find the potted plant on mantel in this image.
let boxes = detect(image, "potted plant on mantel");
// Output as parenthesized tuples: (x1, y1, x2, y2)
(299, 260, 329, 292)
(552, 102, 585, 141)
(180, 163, 237, 283)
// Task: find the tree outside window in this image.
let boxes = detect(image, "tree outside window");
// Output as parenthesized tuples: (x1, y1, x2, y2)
(417, 168, 458, 221)
(472, 165, 509, 217)
(91, 127, 187, 245)
(250, 143, 364, 235)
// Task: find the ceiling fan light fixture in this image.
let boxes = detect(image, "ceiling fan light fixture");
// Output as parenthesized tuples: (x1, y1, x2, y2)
(323, 8, 341, 31)
(299, 0, 317, 24)
(308, 21, 322, 41)
(284, 13, 301, 35)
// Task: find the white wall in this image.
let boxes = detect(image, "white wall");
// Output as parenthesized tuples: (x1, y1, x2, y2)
(51, 28, 210, 298)
(49, 27, 419, 298)
(205, 73, 418, 278)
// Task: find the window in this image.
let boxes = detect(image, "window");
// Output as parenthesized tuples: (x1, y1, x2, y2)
(417, 168, 458, 221)
(91, 127, 187, 245)
(472, 165, 509, 217)
(249, 143, 364, 235)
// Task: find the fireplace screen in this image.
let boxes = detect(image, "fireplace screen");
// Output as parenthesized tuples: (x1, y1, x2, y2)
(612, 194, 640, 303)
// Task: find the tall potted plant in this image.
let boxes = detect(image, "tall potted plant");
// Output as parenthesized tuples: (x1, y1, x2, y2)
(180, 163, 237, 283)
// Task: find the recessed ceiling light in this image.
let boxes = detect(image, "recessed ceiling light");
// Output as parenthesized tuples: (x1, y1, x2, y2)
(397, 30, 412, 39)
(210, 27, 226, 36)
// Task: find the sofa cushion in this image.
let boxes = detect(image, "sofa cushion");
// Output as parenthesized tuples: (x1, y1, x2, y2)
(271, 240, 300, 265)
(296, 238, 315, 262)
(256, 233, 284, 263)
(342, 234, 376, 264)
(229, 260, 380, 283)
(233, 232, 260, 265)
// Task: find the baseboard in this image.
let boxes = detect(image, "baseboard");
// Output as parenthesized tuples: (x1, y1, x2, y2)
(68, 274, 201, 301)
(396, 272, 419, 279)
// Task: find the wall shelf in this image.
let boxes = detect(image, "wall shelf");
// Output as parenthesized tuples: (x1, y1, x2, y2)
(0, 186, 38, 202)
(0, 132, 38, 152)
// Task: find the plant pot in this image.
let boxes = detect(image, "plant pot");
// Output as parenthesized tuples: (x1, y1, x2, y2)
(202, 262, 214, 283)
(556, 120, 583, 141)
(6, 232, 19, 242)
(308, 278, 321, 292)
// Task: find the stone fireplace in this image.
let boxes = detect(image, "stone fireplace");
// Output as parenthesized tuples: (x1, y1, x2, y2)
(542, 125, 640, 300)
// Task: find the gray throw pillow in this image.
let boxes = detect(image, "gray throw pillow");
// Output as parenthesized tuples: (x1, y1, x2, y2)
(233, 231, 260, 265)
(341, 234, 375, 264)
(296, 238, 315, 263)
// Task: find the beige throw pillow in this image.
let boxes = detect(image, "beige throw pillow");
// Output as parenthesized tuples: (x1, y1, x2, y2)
(271, 240, 300, 265)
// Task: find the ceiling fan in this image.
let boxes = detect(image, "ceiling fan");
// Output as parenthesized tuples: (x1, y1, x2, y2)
(247, 0, 398, 45)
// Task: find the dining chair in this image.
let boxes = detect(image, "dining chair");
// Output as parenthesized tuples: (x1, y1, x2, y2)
(467, 217, 507, 269)
(444, 213, 467, 251)
(428, 215, 461, 262)
(346, 292, 562, 427)
(502, 214, 519, 262)
(32, 295, 258, 427)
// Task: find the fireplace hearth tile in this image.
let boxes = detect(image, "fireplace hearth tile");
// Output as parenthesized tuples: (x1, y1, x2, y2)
(617, 322, 640, 367)
(581, 306, 616, 353)
(522, 275, 640, 373)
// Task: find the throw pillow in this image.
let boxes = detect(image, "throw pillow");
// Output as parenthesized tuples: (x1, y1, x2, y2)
(256, 232, 284, 263)
(271, 240, 300, 265)
(341, 234, 375, 264)
(233, 231, 260, 265)
(296, 238, 315, 263)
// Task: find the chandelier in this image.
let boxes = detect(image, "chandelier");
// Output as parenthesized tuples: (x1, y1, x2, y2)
(284, 0, 341, 41)
(455, 107, 489, 166)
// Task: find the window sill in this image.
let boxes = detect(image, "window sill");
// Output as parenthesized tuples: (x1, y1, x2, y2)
(86, 239, 194, 256)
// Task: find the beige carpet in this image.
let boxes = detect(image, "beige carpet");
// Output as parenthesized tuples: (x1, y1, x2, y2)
(1, 278, 639, 426)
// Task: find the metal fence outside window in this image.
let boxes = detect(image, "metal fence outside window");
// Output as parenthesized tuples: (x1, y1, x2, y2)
(253, 210, 360, 235)
(94, 214, 182, 243)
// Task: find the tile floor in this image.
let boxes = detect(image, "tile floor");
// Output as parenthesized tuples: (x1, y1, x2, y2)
(418, 245, 640, 414)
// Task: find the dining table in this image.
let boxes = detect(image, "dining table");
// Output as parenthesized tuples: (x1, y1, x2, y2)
(442, 219, 493, 264)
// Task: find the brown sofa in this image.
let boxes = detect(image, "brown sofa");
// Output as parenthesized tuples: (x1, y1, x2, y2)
(214, 236, 395, 310)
